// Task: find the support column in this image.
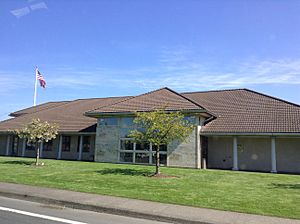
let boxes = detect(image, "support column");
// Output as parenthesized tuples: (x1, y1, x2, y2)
(57, 135, 62, 159)
(40, 141, 44, 158)
(5, 135, 11, 156)
(22, 139, 26, 157)
(201, 136, 207, 169)
(232, 136, 239, 171)
(271, 137, 277, 173)
(196, 125, 202, 169)
(78, 135, 83, 161)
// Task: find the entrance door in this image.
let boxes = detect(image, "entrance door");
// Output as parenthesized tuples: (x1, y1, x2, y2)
(11, 136, 19, 156)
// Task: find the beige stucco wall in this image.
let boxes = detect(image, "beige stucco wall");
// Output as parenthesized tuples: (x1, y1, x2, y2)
(237, 137, 271, 172)
(207, 136, 271, 171)
(168, 128, 198, 168)
(95, 126, 120, 163)
(276, 137, 300, 173)
(207, 136, 233, 169)
(207, 136, 300, 173)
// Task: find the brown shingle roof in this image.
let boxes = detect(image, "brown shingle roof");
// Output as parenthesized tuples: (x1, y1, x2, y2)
(10, 101, 70, 117)
(1, 88, 300, 134)
(86, 87, 206, 115)
(183, 89, 300, 134)
(0, 96, 130, 133)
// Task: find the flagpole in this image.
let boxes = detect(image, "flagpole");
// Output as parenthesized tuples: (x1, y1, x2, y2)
(33, 66, 38, 106)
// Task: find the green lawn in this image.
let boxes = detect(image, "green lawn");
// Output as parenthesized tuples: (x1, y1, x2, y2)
(0, 156, 299, 219)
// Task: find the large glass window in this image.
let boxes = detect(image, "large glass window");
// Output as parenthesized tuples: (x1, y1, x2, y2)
(120, 128, 133, 138)
(135, 153, 150, 164)
(99, 118, 118, 126)
(152, 154, 167, 165)
(62, 136, 71, 151)
(77, 136, 91, 152)
(118, 138, 167, 165)
(152, 144, 167, 152)
(184, 115, 196, 124)
(26, 141, 35, 151)
(136, 141, 150, 151)
(120, 139, 134, 151)
(83, 136, 91, 152)
(120, 117, 134, 127)
(43, 140, 53, 151)
(119, 152, 133, 163)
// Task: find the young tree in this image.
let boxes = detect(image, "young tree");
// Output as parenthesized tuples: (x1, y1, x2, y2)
(129, 110, 194, 176)
(14, 118, 59, 166)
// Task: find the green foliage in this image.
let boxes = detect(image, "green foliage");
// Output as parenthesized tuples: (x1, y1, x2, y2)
(129, 109, 195, 175)
(14, 118, 59, 144)
(129, 110, 195, 147)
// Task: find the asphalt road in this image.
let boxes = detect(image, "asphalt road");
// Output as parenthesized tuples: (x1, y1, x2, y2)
(0, 196, 170, 224)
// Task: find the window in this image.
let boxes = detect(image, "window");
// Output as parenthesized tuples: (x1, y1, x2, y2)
(83, 136, 91, 152)
(43, 140, 53, 151)
(184, 115, 196, 124)
(120, 117, 134, 127)
(62, 136, 71, 151)
(12, 136, 19, 155)
(26, 140, 35, 151)
(120, 139, 134, 151)
(120, 128, 134, 138)
(152, 154, 167, 165)
(119, 152, 133, 163)
(152, 144, 167, 152)
(77, 136, 91, 152)
(118, 138, 167, 165)
(99, 117, 118, 126)
(135, 153, 150, 163)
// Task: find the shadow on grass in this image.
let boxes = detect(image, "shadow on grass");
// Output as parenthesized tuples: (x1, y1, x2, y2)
(0, 160, 33, 166)
(271, 183, 300, 190)
(96, 168, 152, 176)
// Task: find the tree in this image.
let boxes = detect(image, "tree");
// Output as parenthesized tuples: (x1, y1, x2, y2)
(14, 118, 59, 166)
(129, 109, 194, 176)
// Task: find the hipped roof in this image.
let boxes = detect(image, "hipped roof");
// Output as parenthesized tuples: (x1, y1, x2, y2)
(1, 88, 300, 134)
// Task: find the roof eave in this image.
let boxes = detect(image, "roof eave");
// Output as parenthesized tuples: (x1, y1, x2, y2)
(85, 109, 209, 118)
(200, 132, 300, 136)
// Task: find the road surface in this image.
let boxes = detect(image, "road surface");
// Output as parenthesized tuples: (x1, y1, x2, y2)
(0, 196, 170, 224)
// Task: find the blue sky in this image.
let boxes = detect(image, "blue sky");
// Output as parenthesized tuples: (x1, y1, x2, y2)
(1, 0, 300, 120)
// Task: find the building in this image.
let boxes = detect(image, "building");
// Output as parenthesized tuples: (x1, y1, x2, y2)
(0, 87, 299, 173)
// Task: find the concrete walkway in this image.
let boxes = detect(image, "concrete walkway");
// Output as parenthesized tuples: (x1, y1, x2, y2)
(0, 182, 299, 224)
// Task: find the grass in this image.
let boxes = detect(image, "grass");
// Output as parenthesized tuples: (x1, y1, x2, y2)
(0, 156, 299, 219)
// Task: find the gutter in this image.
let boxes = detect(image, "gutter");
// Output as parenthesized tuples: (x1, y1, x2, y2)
(200, 132, 300, 137)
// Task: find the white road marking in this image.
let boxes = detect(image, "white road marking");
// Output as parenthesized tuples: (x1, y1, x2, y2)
(0, 206, 88, 224)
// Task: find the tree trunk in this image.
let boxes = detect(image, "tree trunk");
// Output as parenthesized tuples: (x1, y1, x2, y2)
(36, 142, 40, 166)
(155, 145, 160, 175)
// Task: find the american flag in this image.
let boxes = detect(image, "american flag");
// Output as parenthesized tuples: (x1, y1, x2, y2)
(36, 68, 46, 88)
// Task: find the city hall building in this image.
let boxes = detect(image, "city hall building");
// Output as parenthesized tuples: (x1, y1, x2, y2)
(0, 87, 299, 174)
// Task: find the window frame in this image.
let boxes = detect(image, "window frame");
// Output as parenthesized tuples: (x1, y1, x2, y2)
(118, 138, 167, 165)
(43, 140, 53, 151)
(99, 117, 118, 126)
(25, 140, 35, 151)
(77, 136, 91, 153)
(62, 136, 71, 152)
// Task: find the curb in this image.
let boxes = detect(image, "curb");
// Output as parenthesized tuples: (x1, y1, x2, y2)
(0, 191, 212, 224)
